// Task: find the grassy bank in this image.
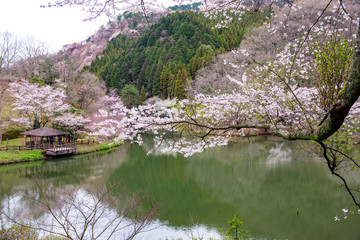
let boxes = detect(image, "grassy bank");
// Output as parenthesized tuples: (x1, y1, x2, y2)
(0, 150, 45, 165)
(0, 139, 45, 165)
(0, 138, 123, 165)
(76, 141, 123, 154)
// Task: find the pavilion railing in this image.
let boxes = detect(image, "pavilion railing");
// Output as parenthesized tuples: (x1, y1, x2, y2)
(0, 142, 77, 151)
(0, 138, 99, 151)
(0, 145, 32, 151)
(26, 142, 77, 150)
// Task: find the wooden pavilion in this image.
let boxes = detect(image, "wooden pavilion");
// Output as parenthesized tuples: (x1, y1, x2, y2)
(21, 127, 77, 155)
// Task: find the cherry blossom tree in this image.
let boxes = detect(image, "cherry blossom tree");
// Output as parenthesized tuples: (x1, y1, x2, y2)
(43, 0, 360, 208)
(91, 1, 360, 209)
(54, 112, 91, 139)
(86, 94, 128, 140)
(43, 0, 268, 21)
(9, 79, 70, 129)
(0, 75, 20, 142)
(43, 0, 170, 21)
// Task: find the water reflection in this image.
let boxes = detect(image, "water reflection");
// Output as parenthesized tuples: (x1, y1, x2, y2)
(0, 136, 359, 240)
(1, 187, 163, 240)
(265, 143, 292, 167)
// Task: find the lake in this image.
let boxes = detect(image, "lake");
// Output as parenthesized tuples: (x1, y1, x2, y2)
(1, 136, 359, 239)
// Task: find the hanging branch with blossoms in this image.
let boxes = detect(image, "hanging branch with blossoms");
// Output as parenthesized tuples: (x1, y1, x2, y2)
(42, 0, 169, 21)
(54, 112, 91, 139)
(86, 94, 130, 140)
(102, 2, 360, 208)
(42, 0, 276, 21)
(40, 0, 360, 208)
(122, 4, 360, 154)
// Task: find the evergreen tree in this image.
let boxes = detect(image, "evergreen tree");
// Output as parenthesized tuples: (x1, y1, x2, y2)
(137, 65, 146, 90)
(175, 69, 187, 100)
(121, 84, 139, 108)
(160, 67, 170, 99)
(39, 58, 58, 85)
(152, 62, 163, 96)
(139, 85, 147, 104)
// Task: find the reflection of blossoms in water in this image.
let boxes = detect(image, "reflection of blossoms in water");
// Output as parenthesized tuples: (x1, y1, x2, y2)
(1, 188, 220, 240)
(334, 208, 360, 222)
(1, 186, 159, 240)
(266, 143, 292, 167)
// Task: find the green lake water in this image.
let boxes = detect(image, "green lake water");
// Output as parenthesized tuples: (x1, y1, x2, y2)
(0, 136, 359, 239)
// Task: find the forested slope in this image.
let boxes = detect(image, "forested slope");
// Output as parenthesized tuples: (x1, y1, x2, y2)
(90, 9, 270, 99)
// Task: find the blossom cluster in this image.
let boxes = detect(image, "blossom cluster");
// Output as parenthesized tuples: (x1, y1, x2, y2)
(9, 80, 70, 127)
(9, 79, 89, 133)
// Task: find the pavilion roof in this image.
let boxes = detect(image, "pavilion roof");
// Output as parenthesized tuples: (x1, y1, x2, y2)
(21, 127, 69, 137)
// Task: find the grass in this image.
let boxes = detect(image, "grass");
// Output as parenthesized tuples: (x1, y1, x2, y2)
(0, 138, 123, 165)
(76, 141, 123, 154)
(97, 141, 123, 151)
(0, 150, 45, 164)
(0, 138, 24, 146)
(77, 144, 102, 154)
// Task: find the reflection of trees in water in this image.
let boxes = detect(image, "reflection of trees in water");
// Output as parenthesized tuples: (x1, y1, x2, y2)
(0, 146, 134, 237)
(266, 143, 292, 167)
(140, 135, 178, 157)
(1, 145, 130, 193)
(1, 139, 359, 239)
(1, 179, 158, 240)
(108, 141, 237, 227)
(184, 138, 358, 239)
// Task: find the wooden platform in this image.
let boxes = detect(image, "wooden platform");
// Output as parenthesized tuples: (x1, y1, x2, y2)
(46, 147, 77, 156)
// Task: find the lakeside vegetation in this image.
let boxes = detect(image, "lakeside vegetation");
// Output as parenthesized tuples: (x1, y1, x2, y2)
(0, 150, 45, 164)
(0, 138, 123, 165)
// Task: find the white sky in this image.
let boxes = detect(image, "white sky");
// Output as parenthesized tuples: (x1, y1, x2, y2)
(0, 0, 178, 53)
(0, 0, 109, 53)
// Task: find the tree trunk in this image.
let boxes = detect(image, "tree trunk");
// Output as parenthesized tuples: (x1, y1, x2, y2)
(314, 20, 360, 141)
(283, 21, 360, 142)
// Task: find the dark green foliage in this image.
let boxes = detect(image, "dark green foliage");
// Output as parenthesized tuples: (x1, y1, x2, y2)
(139, 85, 147, 105)
(175, 69, 188, 99)
(39, 58, 58, 85)
(152, 63, 163, 96)
(218, 214, 250, 240)
(168, 2, 202, 11)
(30, 76, 46, 86)
(0, 225, 67, 240)
(121, 84, 139, 108)
(90, 9, 269, 99)
(0, 225, 38, 240)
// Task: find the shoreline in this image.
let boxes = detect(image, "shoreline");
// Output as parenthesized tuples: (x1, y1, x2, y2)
(0, 141, 123, 166)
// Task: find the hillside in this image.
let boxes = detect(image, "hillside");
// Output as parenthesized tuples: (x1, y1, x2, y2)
(89, 9, 270, 99)
(53, 11, 162, 72)
(192, 0, 360, 94)
(51, 3, 204, 73)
